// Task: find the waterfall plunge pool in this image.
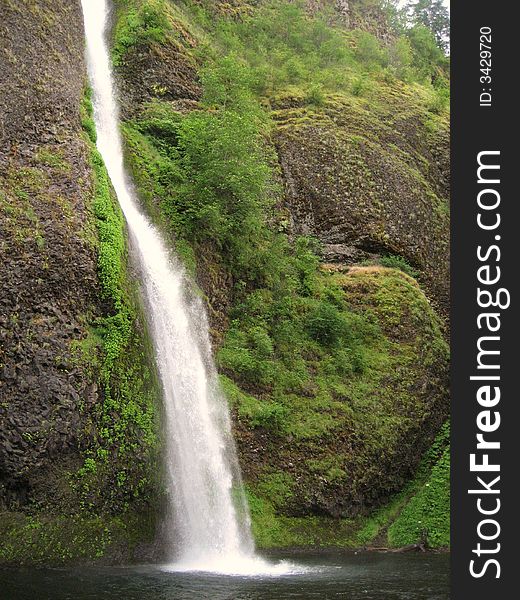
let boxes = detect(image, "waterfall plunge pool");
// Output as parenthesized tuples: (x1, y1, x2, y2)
(0, 550, 449, 599)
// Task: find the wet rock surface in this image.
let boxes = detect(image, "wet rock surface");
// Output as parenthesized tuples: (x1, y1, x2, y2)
(0, 0, 101, 508)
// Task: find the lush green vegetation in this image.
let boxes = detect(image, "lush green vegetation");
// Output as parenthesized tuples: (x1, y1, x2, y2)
(121, 59, 400, 446)
(378, 254, 419, 278)
(126, 58, 279, 285)
(122, 46, 448, 449)
(0, 0, 450, 564)
(182, 0, 448, 93)
(405, 0, 450, 52)
(245, 487, 362, 548)
(111, 0, 449, 105)
(114, 0, 450, 549)
(74, 90, 161, 516)
(388, 422, 450, 548)
(112, 0, 172, 67)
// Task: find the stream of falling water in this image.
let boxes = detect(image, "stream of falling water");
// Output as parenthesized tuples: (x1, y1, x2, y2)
(81, 0, 306, 576)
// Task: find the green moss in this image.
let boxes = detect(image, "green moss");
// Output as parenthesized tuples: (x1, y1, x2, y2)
(225, 268, 448, 546)
(223, 375, 288, 431)
(245, 488, 360, 549)
(90, 148, 126, 306)
(306, 456, 347, 484)
(35, 147, 71, 173)
(112, 0, 171, 67)
(272, 93, 449, 284)
(0, 510, 156, 565)
(349, 422, 450, 549)
(0, 152, 77, 253)
(379, 254, 419, 278)
(72, 98, 159, 511)
(256, 472, 295, 509)
(221, 266, 446, 444)
(388, 437, 450, 548)
(80, 86, 97, 143)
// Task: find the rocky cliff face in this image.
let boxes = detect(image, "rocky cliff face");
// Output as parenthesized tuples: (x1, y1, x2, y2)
(113, 0, 200, 118)
(273, 88, 450, 313)
(1, 0, 161, 564)
(233, 266, 448, 520)
(0, 0, 98, 508)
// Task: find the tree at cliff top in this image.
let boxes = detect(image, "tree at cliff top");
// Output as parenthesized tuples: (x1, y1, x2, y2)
(406, 0, 450, 52)
(380, 1, 449, 86)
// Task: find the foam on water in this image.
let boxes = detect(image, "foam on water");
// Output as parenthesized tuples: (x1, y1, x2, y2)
(162, 554, 313, 577)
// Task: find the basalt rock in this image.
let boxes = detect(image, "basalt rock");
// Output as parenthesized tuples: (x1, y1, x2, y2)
(112, 0, 201, 119)
(272, 88, 450, 314)
(234, 267, 449, 520)
(0, 0, 101, 508)
(1, 0, 164, 565)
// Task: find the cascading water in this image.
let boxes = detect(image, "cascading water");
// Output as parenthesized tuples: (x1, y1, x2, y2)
(81, 0, 305, 576)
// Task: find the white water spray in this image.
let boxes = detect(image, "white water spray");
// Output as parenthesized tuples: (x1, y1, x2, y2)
(81, 0, 306, 576)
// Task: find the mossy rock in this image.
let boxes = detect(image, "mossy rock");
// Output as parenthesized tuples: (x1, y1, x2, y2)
(234, 267, 449, 525)
(112, 0, 201, 119)
(273, 88, 449, 312)
(0, 509, 159, 565)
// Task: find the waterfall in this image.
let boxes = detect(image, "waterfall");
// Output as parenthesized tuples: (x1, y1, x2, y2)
(80, 0, 266, 573)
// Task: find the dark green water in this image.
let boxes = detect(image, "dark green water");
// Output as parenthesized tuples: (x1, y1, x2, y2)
(0, 551, 449, 600)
